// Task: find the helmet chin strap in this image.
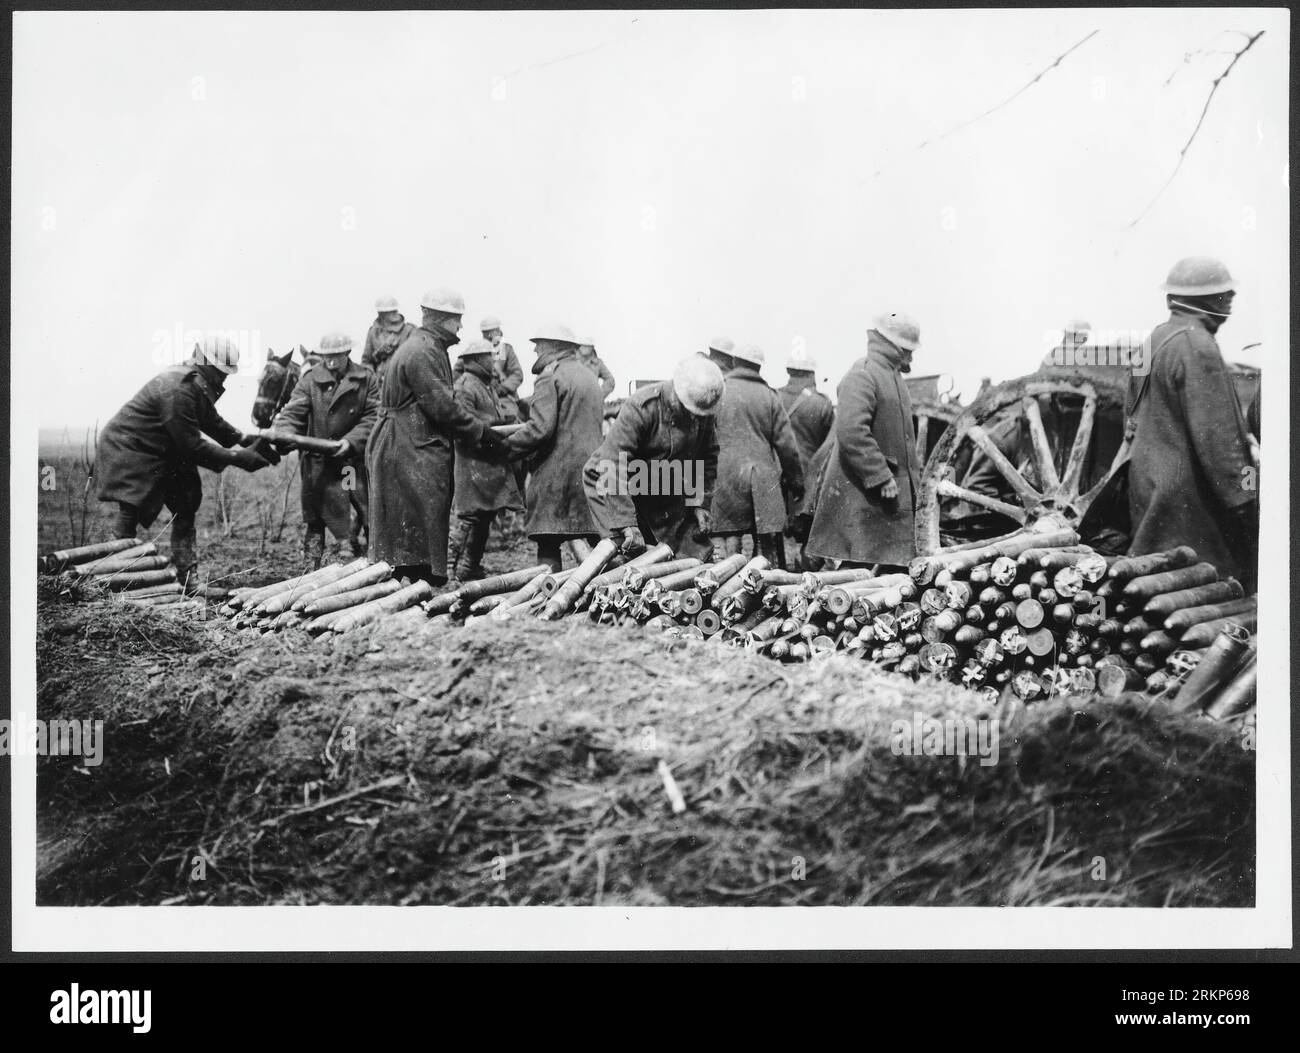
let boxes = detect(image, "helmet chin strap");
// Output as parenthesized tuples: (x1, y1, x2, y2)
(1169, 297, 1233, 318)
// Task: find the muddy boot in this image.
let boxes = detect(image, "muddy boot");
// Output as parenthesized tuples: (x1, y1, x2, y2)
(455, 517, 492, 581)
(536, 538, 563, 574)
(302, 527, 326, 571)
(447, 517, 470, 578)
(758, 532, 786, 570)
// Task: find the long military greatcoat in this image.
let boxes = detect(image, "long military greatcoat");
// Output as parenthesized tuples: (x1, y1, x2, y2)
(453, 359, 524, 516)
(807, 332, 921, 565)
(362, 316, 417, 383)
(507, 353, 604, 537)
(273, 359, 379, 537)
(95, 364, 245, 525)
(366, 324, 492, 573)
(1127, 308, 1255, 580)
(583, 381, 719, 559)
(711, 367, 804, 534)
(779, 379, 835, 472)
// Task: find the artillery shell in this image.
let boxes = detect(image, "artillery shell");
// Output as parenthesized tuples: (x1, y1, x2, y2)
(920, 588, 949, 616)
(1171, 622, 1252, 712)
(678, 588, 706, 615)
(1063, 628, 1088, 655)
(1073, 612, 1102, 633)
(1139, 631, 1179, 658)
(1012, 671, 1044, 700)
(919, 642, 958, 674)
(1052, 566, 1084, 599)
(1015, 598, 1045, 629)
(1096, 662, 1141, 697)
(696, 609, 722, 636)
(1166, 649, 1203, 677)
(1162, 595, 1254, 634)
(974, 637, 1004, 667)
(1071, 589, 1095, 612)
(872, 612, 898, 641)
(990, 556, 1019, 586)
(965, 604, 986, 625)
(1145, 670, 1172, 694)
(1035, 588, 1059, 608)
(968, 563, 992, 586)
(953, 625, 986, 646)
(985, 620, 1001, 635)
(1179, 612, 1257, 649)
(1025, 627, 1056, 657)
(1133, 653, 1160, 676)
(1088, 637, 1111, 658)
(961, 660, 987, 687)
(1028, 570, 1049, 590)
(902, 631, 924, 650)
(1011, 583, 1033, 601)
(999, 626, 1028, 655)
(978, 586, 1006, 608)
(896, 655, 921, 677)
(895, 602, 923, 632)
(975, 685, 1001, 707)
(1122, 562, 1219, 601)
(1052, 603, 1075, 628)
(1107, 546, 1199, 584)
(879, 641, 908, 663)
(1204, 657, 1257, 720)
(944, 580, 972, 611)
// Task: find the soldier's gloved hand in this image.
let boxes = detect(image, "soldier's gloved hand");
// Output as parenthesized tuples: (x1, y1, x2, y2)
(880, 478, 899, 500)
(692, 507, 712, 539)
(619, 527, 647, 558)
(477, 428, 511, 462)
(229, 447, 271, 472)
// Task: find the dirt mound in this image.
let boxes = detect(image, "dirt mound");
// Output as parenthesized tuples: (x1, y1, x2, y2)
(36, 591, 1254, 907)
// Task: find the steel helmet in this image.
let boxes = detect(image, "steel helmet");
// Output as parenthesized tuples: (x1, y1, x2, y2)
(318, 331, 353, 356)
(672, 357, 725, 417)
(732, 344, 765, 367)
(787, 347, 817, 371)
(455, 338, 496, 359)
(1065, 319, 1092, 338)
(531, 322, 580, 345)
(708, 335, 734, 354)
(420, 287, 466, 315)
(479, 315, 502, 332)
(578, 335, 596, 350)
(374, 295, 399, 313)
(1163, 256, 1236, 296)
(872, 312, 921, 353)
(193, 334, 241, 375)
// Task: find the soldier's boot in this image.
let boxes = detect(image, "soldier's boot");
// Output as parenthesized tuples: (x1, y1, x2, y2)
(113, 503, 140, 541)
(454, 517, 492, 582)
(447, 517, 470, 578)
(302, 527, 326, 571)
(758, 532, 786, 570)
(170, 513, 200, 593)
(536, 538, 563, 574)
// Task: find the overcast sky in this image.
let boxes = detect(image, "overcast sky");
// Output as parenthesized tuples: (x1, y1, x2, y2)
(13, 8, 1289, 430)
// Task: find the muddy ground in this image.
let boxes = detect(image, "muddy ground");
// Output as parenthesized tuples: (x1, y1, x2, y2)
(35, 445, 1255, 906)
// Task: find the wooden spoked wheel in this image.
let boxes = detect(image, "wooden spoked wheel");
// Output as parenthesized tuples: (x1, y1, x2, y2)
(912, 400, 962, 468)
(914, 377, 1129, 556)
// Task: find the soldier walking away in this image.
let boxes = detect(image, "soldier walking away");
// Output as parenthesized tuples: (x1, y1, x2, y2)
(577, 337, 616, 398)
(710, 344, 804, 568)
(504, 323, 605, 572)
(273, 331, 380, 568)
(361, 295, 416, 385)
(1127, 257, 1258, 590)
(779, 345, 835, 568)
(807, 313, 923, 572)
(448, 338, 526, 580)
(94, 335, 271, 592)
(703, 335, 735, 370)
(366, 287, 510, 587)
(584, 356, 723, 562)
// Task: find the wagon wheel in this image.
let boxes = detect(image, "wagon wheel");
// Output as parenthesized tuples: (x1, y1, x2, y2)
(912, 399, 962, 468)
(914, 377, 1129, 556)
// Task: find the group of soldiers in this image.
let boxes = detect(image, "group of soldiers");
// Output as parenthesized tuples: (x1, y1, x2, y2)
(92, 253, 1258, 594)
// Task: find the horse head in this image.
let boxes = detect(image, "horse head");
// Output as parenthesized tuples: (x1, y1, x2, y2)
(251, 348, 301, 427)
